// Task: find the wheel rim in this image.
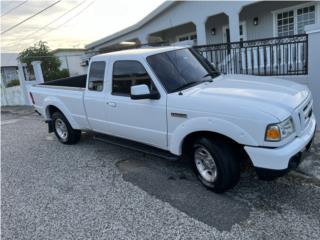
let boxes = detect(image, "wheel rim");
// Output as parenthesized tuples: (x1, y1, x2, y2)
(55, 118, 68, 140)
(194, 146, 217, 183)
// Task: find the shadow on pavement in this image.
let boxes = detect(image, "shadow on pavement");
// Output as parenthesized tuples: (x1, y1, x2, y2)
(116, 156, 251, 231)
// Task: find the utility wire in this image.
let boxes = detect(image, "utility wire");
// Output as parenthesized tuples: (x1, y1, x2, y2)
(1, 0, 61, 35)
(5, 0, 86, 49)
(22, 0, 87, 40)
(37, 0, 95, 39)
(13, 0, 95, 47)
(3, 0, 95, 51)
(1, 0, 29, 17)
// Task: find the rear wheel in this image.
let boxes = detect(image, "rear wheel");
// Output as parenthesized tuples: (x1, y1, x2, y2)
(52, 111, 81, 144)
(192, 137, 240, 193)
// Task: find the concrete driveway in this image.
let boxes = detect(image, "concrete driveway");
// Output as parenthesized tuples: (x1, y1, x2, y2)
(1, 107, 320, 240)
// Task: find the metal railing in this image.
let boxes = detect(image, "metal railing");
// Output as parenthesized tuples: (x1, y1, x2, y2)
(193, 34, 308, 76)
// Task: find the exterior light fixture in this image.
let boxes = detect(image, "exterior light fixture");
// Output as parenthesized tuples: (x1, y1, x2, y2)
(211, 28, 216, 35)
(253, 17, 258, 26)
(120, 41, 136, 45)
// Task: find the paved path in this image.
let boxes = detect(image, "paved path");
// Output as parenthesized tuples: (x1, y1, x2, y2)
(1, 108, 320, 239)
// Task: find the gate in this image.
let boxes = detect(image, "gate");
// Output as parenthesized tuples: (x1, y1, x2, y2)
(193, 34, 308, 76)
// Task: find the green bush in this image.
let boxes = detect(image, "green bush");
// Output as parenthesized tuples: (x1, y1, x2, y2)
(6, 79, 20, 88)
(19, 41, 70, 82)
(46, 68, 69, 81)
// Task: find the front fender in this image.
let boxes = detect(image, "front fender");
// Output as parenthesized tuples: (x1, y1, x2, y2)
(169, 117, 258, 155)
(43, 96, 80, 129)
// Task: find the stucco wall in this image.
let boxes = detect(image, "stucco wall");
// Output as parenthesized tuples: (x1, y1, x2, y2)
(305, 23, 320, 128)
(173, 1, 311, 45)
(205, 14, 228, 44)
(1, 85, 26, 106)
(54, 51, 87, 76)
(240, 1, 309, 40)
(91, 1, 248, 50)
(1, 66, 19, 85)
(154, 22, 196, 44)
(90, 1, 317, 50)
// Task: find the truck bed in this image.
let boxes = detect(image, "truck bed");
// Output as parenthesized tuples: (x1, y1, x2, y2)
(31, 75, 89, 130)
(39, 74, 87, 88)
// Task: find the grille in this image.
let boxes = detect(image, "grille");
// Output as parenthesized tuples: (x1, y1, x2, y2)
(299, 98, 313, 130)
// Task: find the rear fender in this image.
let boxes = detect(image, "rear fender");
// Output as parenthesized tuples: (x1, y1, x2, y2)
(43, 96, 80, 129)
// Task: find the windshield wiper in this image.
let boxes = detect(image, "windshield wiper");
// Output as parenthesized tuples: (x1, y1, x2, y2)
(172, 80, 212, 93)
(172, 81, 200, 93)
(201, 71, 220, 79)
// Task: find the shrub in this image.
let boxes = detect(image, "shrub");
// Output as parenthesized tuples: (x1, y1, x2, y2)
(19, 41, 70, 82)
(6, 79, 20, 88)
(46, 68, 69, 81)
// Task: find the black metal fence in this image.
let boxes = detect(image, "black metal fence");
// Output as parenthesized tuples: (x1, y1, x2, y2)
(193, 34, 308, 76)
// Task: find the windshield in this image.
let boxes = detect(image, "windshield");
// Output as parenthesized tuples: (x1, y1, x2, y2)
(147, 48, 220, 93)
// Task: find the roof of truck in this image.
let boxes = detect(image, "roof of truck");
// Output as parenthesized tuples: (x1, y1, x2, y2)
(91, 46, 186, 61)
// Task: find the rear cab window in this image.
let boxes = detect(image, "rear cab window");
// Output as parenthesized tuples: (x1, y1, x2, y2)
(88, 61, 106, 91)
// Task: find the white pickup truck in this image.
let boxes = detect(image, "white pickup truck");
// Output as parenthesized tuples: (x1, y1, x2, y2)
(31, 46, 316, 192)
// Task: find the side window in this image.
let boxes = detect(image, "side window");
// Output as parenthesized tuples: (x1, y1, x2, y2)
(112, 61, 156, 96)
(88, 61, 105, 91)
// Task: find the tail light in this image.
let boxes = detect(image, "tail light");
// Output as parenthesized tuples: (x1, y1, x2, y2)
(29, 92, 35, 104)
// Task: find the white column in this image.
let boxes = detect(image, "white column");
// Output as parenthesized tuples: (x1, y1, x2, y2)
(305, 23, 320, 129)
(139, 34, 149, 46)
(227, 11, 240, 42)
(31, 61, 44, 83)
(1, 85, 9, 106)
(17, 63, 31, 105)
(195, 20, 207, 45)
(17, 63, 27, 84)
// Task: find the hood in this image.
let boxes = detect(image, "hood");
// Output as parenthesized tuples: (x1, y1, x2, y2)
(208, 75, 309, 109)
(171, 74, 310, 120)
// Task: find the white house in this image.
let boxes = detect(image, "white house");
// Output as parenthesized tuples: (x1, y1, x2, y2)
(51, 48, 88, 76)
(1, 53, 19, 86)
(86, 1, 320, 52)
(0, 53, 25, 106)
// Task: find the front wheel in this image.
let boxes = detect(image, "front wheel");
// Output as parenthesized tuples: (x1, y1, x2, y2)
(192, 137, 240, 193)
(52, 111, 81, 144)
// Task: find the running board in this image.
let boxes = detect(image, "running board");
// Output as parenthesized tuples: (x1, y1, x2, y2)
(94, 133, 180, 161)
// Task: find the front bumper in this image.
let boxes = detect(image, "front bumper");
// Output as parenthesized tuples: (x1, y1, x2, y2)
(244, 114, 316, 172)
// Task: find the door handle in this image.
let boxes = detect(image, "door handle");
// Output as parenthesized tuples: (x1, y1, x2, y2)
(107, 102, 117, 107)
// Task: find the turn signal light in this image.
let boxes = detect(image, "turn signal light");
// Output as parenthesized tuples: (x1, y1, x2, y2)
(265, 125, 281, 141)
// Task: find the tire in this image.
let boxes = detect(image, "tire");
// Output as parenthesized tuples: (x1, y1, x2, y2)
(192, 137, 240, 193)
(52, 111, 81, 144)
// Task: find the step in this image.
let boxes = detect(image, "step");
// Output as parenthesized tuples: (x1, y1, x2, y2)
(94, 133, 180, 161)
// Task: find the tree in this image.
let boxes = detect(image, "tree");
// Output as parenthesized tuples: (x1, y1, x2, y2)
(18, 41, 69, 82)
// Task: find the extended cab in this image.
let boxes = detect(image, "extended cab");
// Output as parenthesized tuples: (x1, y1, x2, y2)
(31, 47, 316, 192)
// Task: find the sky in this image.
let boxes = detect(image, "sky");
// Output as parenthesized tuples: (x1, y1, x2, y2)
(0, 0, 165, 53)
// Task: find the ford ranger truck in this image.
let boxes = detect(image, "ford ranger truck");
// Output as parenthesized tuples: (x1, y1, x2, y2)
(30, 46, 316, 193)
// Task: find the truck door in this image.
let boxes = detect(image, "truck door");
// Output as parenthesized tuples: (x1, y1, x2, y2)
(105, 59, 167, 149)
(83, 60, 109, 133)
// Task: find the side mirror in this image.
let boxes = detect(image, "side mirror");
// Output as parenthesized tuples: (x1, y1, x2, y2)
(130, 84, 160, 100)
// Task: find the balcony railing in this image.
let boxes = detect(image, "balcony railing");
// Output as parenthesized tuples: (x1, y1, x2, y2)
(193, 34, 308, 76)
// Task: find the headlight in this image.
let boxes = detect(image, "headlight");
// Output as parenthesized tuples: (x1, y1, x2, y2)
(265, 117, 295, 142)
